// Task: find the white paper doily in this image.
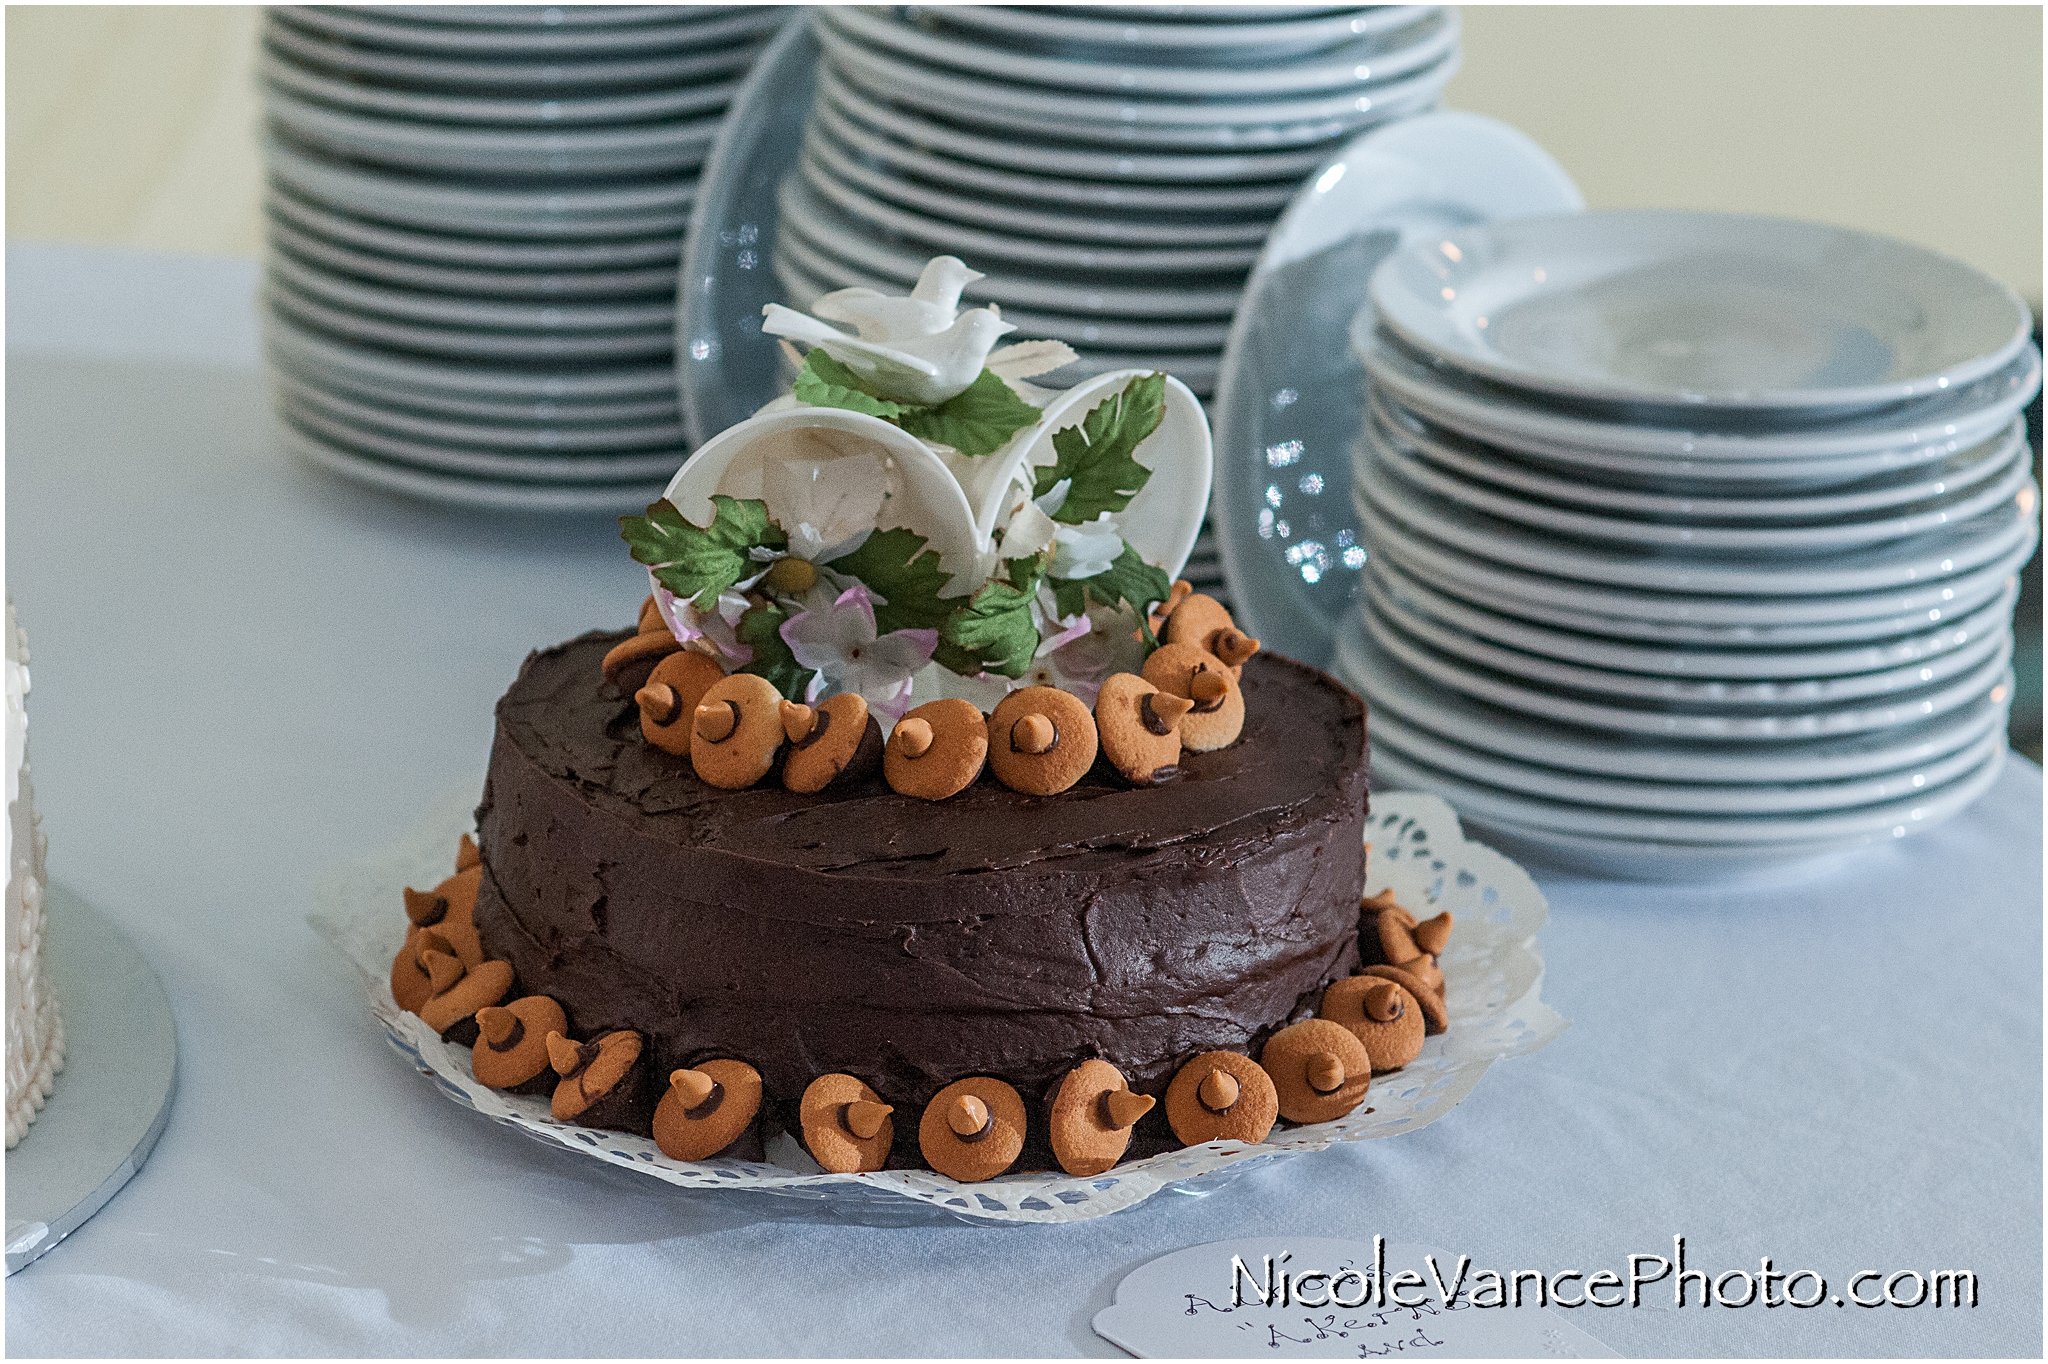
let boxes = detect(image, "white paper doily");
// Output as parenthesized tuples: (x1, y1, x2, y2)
(310, 788, 1566, 1225)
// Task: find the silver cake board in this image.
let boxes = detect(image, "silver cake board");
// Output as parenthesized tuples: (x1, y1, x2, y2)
(5, 882, 177, 1274)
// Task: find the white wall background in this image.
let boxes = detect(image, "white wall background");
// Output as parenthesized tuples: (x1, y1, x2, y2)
(6, 4, 2042, 309)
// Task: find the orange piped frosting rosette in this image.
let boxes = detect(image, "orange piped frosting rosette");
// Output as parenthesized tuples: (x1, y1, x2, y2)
(781, 693, 884, 794)
(471, 995, 568, 1094)
(1260, 1018, 1372, 1124)
(419, 956, 514, 1043)
(919, 1077, 1026, 1182)
(1164, 1050, 1278, 1146)
(636, 649, 724, 757)
(1094, 673, 1193, 786)
(1141, 641, 1245, 753)
(652, 1059, 763, 1161)
(884, 698, 988, 800)
(689, 672, 787, 788)
(987, 686, 1097, 796)
(547, 1029, 652, 1133)
(1319, 975, 1426, 1073)
(800, 1073, 896, 1174)
(1048, 1059, 1155, 1176)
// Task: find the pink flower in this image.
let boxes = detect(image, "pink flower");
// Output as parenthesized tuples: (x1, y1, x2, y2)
(780, 584, 937, 724)
(650, 575, 752, 666)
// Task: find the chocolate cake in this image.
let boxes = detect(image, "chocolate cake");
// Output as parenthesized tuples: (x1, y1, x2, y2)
(471, 628, 1370, 1167)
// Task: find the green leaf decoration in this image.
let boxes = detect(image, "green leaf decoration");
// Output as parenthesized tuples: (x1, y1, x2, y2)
(791, 349, 917, 420)
(1084, 541, 1173, 620)
(1032, 373, 1166, 524)
(897, 368, 1042, 458)
(934, 576, 1040, 679)
(825, 527, 964, 634)
(1048, 575, 1089, 622)
(735, 601, 815, 701)
(1004, 551, 1049, 599)
(620, 495, 787, 611)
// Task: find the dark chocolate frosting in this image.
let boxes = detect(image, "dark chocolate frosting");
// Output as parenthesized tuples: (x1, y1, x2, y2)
(472, 630, 1370, 1167)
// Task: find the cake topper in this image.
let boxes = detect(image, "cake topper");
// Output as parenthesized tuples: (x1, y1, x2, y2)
(621, 256, 1214, 727)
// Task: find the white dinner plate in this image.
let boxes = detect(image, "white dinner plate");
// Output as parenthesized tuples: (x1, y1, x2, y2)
(265, 137, 693, 236)
(261, 12, 765, 90)
(1369, 209, 2035, 410)
(817, 12, 1458, 136)
(266, 249, 676, 333)
(813, 64, 1330, 183)
(265, 304, 676, 402)
(1366, 548, 2020, 681)
(267, 279, 673, 363)
(1338, 619, 2016, 784)
(270, 347, 680, 427)
(1362, 406, 2036, 555)
(805, 124, 1271, 246)
(280, 420, 672, 513)
(1366, 395, 2027, 523)
(270, 365, 687, 453)
(279, 401, 688, 482)
(808, 87, 1297, 213)
(265, 210, 677, 302)
(273, 5, 785, 57)
(796, 149, 1263, 274)
(364, 6, 733, 29)
(265, 86, 721, 178)
(1368, 730, 2007, 847)
(1363, 565, 2012, 708)
(1360, 593, 2015, 742)
(264, 185, 683, 270)
(1359, 492, 2036, 638)
(776, 178, 1246, 319)
(1359, 454, 2039, 597)
(259, 48, 741, 126)
(1368, 701, 2009, 818)
(1211, 110, 1582, 668)
(1357, 322, 2042, 469)
(770, 232, 1234, 351)
(823, 3, 1458, 99)
(931, 5, 1435, 59)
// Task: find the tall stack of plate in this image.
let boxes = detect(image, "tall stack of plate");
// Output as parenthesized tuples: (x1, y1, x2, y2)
(729, 4, 1457, 604)
(1337, 209, 2040, 878)
(768, 5, 1460, 402)
(257, 5, 785, 511)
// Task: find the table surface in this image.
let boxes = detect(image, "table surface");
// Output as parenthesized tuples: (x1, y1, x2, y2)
(4, 244, 2041, 1358)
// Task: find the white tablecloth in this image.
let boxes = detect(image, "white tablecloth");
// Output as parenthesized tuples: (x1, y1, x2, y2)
(4, 244, 2040, 1357)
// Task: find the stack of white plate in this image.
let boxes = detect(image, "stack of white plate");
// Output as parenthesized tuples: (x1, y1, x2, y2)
(258, 5, 785, 511)
(1336, 209, 2040, 877)
(768, 4, 1462, 398)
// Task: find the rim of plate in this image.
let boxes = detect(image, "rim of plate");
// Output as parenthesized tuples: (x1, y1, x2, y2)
(279, 421, 674, 513)
(1368, 208, 2034, 410)
(1365, 393, 2027, 521)
(1362, 405, 2036, 554)
(1359, 592, 2015, 742)
(279, 401, 687, 482)
(1358, 454, 2039, 597)
(270, 364, 686, 452)
(271, 5, 786, 57)
(266, 280, 673, 362)
(264, 303, 676, 400)
(265, 208, 677, 300)
(1366, 546, 2021, 681)
(1335, 618, 2016, 783)
(1355, 322, 2042, 465)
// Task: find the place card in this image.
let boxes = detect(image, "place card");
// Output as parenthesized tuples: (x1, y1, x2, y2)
(1093, 1237, 1619, 1358)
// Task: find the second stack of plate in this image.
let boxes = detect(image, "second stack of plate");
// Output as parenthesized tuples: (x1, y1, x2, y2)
(1337, 209, 2041, 877)
(258, 5, 785, 510)
(771, 4, 1462, 399)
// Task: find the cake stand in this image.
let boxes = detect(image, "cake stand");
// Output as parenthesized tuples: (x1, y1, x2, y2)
(4, 884, 178, 1274)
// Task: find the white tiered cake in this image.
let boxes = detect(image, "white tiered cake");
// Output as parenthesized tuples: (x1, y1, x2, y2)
(7, 599, 62, 1148)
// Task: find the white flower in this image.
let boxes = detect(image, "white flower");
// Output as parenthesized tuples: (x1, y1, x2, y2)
(780, 584, 938, 724)
(1004, 477, 1124, 582)
(1020, 604, 1143, 707)
(762, 256, 1016, 406)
